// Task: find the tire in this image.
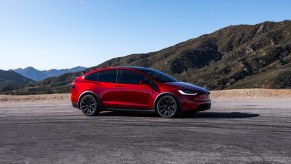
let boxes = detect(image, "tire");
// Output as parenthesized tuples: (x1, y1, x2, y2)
(156, 95, 179, 118)
(79, 94, 100, 116)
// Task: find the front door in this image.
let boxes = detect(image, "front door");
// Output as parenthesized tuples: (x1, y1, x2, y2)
(116, 69, 154, 109)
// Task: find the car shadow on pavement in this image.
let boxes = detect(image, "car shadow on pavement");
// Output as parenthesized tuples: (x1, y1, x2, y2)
(99, 111, 259, 119)
(99, 111, 160, 117)
(180, 112, 259, 119)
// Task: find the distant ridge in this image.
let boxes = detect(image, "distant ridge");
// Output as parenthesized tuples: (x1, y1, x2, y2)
(4, 20, 291, 94)
(0, 70, 34, 93)
(14, 66, 87, 81)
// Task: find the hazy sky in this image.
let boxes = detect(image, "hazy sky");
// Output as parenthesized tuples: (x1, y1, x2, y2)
(0, 0, 290, 70)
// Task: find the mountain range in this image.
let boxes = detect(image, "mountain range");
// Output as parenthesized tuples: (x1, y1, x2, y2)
(0, 70, 34, 92)
(14, 66, 87, 81)
(1, 20, 291, 94)
(0, 67, 86, 93)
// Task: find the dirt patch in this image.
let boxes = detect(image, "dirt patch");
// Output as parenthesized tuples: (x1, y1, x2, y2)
(0, 94, 70, 104)
(0, 89, 291, 105)
(211, 89, 291, 99)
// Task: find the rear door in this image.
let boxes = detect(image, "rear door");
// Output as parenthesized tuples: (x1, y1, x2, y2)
(96, 69, 121, 108)
(116, 69, 154, 109)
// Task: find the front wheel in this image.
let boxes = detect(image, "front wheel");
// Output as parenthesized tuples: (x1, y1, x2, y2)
(80, 94, 99, 116)
(156, 95, 179, 118)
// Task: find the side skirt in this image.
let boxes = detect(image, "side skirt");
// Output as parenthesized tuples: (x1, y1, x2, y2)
(101, 107, 155, 113)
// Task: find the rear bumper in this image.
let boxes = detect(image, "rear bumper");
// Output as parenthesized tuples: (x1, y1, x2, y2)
(72, 102, 78, 109)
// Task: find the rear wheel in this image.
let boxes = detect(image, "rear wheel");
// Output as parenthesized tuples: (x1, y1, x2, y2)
(156, 95, 179, 118)
(80, 94, 99, 116)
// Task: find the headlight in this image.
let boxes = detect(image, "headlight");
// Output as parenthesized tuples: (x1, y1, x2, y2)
(178, 89, 197, 95)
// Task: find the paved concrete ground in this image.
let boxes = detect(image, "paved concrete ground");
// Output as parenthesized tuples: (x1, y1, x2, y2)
(0, 99, 291, 163)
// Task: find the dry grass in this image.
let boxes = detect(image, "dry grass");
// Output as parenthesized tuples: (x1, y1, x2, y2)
(0, 94, 70, 104)
(211, 89, 291, 99)
(1, 89, 291, 105)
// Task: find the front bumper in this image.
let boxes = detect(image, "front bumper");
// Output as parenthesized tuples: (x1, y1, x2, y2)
(179, 93, 211, 111)
(196, 102, 211, 111)
(181, 100, 211, 111)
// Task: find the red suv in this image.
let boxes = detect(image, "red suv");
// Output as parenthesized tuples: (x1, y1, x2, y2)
(71, 66, 211, 118)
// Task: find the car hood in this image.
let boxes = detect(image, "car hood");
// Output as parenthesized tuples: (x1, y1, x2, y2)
(166, 82, 209, 94)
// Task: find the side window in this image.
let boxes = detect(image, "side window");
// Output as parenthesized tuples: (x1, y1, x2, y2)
(120, 70, 146, 84)
(98, 70, 117, 83)
(85, 72, 98, 81)
(145, 77, 154, 85)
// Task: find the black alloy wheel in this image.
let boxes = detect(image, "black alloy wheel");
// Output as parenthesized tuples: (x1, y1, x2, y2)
(156, 95, 179, 118)
(80, 94, 99, 116)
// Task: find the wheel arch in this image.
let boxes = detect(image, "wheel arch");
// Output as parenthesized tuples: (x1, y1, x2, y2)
(78, 91, 100, 109)
(153, 92, 180, 112)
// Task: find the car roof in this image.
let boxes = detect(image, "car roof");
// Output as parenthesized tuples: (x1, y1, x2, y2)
(81, 66, 156, 81)
(84, 66, 152, 75)
(94, 66, 154, 71)
(114, 66, 154, 71)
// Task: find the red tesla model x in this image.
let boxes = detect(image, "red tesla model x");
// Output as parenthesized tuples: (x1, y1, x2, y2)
(71, 66, 211, 118)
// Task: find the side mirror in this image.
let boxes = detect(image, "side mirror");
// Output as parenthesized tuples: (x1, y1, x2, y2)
(140, 80, 150, 85)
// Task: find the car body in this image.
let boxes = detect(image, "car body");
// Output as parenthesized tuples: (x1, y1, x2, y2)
(71, 66, 211, 118)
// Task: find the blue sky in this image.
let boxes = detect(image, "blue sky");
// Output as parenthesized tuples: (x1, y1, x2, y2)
(0, 0, 290, 70)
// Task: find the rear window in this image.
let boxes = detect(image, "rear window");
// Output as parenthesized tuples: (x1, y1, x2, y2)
(84, 72, 98, 81)
(98, 70, 117, 83)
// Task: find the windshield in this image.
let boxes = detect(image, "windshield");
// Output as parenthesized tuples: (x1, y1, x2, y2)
(135, 67, 178, 83)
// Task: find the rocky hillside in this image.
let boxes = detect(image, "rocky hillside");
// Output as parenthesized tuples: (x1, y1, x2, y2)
(0, 70, 35, 93)
(14, 66, 86, 81)
(7, 20, 291, 94)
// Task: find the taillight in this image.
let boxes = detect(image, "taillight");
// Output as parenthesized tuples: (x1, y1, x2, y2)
(71, 80, 76, 88)
(71, 78, 78, 88)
